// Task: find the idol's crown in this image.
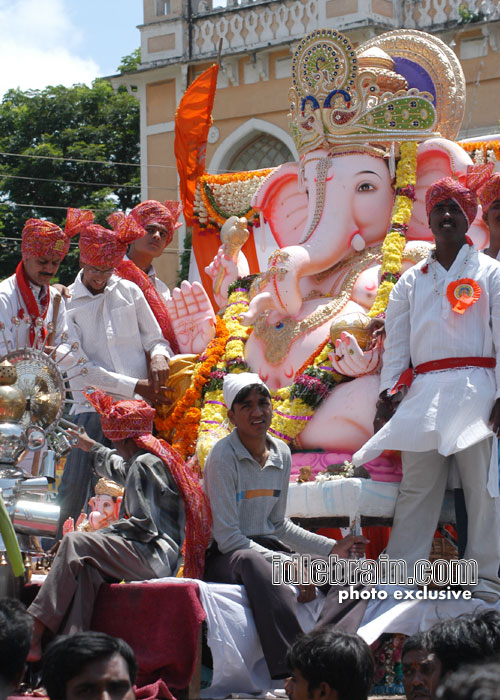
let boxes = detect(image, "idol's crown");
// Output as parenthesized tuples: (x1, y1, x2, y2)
(289, 29, 439, 158)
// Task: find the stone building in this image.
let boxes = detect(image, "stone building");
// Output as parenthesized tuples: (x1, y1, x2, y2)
(111, 0, 500, 286)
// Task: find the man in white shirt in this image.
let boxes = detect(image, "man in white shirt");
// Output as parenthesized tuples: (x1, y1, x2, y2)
(0, 217, 82, 475)
(110, 200, 182, 353)
(354, 172, 500, 602)
(57, 209, 172, 535)
(0, 217, 79, 359)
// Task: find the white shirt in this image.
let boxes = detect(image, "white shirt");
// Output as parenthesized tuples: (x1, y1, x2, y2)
(66, 272, 171, 414)
(122, 255, 171, 304)
(354, 245, 500, 469)
(0, 273, 77, 369)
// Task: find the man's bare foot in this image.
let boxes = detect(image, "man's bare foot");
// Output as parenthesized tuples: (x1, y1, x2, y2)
(27, 618, 45, 663)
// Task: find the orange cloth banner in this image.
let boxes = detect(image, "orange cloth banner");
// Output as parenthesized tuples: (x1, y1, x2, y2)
(174, 65, 219, 226)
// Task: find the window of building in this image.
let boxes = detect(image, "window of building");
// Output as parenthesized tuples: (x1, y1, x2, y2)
(228, 134, 293, 171)
(156, 0, 171, 16)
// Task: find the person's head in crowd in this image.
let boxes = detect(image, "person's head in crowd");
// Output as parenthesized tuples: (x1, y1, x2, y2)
(436, 661, 500, 700)
(223, 373, 272, 441)
(0, 598, 33, 700)
(425, 177, 475, 246)
(42, 631, 137, 700)
(123, 200, 182, 270)
(21, 218, 77, 287)
(66, 207, 144, 295)
(401, 631, 441, 700)
(479, 172, 500, 248)
(284, 628, 374, 700)
(428, 609, 500, 677)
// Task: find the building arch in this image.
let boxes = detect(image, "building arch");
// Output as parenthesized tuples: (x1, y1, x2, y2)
(208, 118, 298, 173)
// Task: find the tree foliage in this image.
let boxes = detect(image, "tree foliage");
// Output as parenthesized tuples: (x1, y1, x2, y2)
(0, 79, 140, 283)
(117, 48, 141, 74)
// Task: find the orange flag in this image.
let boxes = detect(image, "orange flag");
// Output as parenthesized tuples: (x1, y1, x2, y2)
(174, 64, 219, 226)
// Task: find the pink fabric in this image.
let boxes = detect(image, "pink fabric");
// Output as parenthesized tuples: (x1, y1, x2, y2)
(85, 391, 155, 441)
(91, 581, 205, 690)
(21, 218, 77, 260)
(478, 172, 500, 215)
(290, 451, 402, 482)
(67, 207, 144, 267)
(425, 164, 494, 226)
(130, 200, 182, 244)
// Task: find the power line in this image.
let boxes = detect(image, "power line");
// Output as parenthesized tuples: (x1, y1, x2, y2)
(0, 171, 178, 192)
(0, 172, 141, 189)
(0, 150, 256, 174)
(0, 201, 115, 212)
(0, 150, 174, 169)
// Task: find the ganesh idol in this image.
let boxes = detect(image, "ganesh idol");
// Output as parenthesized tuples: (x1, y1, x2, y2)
(164, 29, 490, 480)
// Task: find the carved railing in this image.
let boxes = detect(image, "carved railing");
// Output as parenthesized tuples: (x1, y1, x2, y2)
(192, 0, 320, 57)
(402, 0, 500, 28)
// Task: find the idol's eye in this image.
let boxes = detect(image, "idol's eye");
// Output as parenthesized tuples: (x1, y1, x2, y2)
(357, 182, 375, 192)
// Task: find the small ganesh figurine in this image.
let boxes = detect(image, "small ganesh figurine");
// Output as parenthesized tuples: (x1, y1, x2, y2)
(63, 478, 124, 534)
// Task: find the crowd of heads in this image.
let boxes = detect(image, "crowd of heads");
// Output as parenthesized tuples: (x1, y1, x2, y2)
(401, 608, 500, 700)
(0, 596, 137, 700)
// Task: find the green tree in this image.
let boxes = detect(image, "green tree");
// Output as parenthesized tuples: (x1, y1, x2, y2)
(117, 48, 141, 74)
(0, 79, 140, 283)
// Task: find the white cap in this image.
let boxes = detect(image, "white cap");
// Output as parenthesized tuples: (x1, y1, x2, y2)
(223, 372, 269, 410)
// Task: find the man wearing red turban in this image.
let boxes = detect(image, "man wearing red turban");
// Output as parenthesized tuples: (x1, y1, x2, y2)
(0, 216, 80, 356)
(57, 209, 173, 537)
(27, 390, 210, 662)
(479, 172, 500, 261)
(354, 165, 500, 602)
(109, 201, 182, 353)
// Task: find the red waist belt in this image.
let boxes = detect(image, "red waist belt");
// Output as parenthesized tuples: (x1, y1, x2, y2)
(391, 356, 496, 395)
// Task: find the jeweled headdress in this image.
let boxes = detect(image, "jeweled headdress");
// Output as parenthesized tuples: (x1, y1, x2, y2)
(289, 29, 465, 159)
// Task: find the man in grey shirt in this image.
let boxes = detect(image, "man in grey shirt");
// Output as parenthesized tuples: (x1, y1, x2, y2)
(27, 390, 209, 663)
(204, 373, 367, 679)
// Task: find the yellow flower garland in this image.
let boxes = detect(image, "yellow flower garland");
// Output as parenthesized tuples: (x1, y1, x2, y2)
(196, 286, 348, 469)
(368, 141, 418, 317)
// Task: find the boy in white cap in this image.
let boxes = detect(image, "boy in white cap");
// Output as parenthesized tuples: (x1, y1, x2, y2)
(203, 372, 367, 680)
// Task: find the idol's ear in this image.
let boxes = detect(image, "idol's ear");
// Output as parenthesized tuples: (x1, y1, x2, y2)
(409, 137, 488, 248)
(251, 161, 309, 248)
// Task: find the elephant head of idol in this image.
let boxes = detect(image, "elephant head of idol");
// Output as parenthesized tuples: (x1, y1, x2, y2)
(242, 28, 486, 325)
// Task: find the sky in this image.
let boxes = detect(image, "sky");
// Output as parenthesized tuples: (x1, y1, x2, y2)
(0, 0, 144, 96)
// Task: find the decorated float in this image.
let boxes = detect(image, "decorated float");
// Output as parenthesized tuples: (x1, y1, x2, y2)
(163, 27, 495, 499)
(159, 27, 500, 696)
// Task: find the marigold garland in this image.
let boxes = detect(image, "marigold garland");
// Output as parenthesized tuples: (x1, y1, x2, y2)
(195, 281, 351, 469)
(155, 316, 229, 460)
(458, 140, 500, 165)
(368, 141, 418, 317)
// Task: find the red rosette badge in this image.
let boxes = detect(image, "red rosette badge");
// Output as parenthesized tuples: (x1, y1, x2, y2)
(446, 278, 481, 314)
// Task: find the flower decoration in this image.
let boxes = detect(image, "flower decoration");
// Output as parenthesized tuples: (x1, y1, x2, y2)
(195, 169, 273, 226)
(368, 141, 418, 318)
(155, 316, 229, 464)
(194, 279, 352, 469)
(446, 278, 481, 314)
(459, 140, 500, 166)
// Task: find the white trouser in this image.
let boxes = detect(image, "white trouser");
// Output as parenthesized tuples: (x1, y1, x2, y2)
(386, 438, 500, 595)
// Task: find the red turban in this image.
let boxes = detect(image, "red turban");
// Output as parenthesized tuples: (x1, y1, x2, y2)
(21, 218, 79, 261)
(478, 172, 500, 216)
(130, 200, 182, 245)
(67, 208, 144, 268)
(425, 164, 494, 227)
(85, 389, 212, 579)
(85, 390, 155, 441)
